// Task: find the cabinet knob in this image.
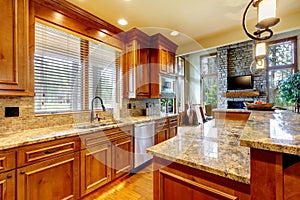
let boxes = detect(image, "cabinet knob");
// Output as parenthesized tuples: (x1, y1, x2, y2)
(20, 171, 25, 174)
(7, 174, 12, 179)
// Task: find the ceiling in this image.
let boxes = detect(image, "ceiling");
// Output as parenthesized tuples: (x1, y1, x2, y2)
(66, 0, 300, 54)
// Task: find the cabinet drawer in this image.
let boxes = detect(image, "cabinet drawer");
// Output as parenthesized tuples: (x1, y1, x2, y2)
(169, 117, 178, 127)
(17, 137, 79, 167)
(80, 125, 133, 149)
(155, 119, 168, 129)
(0, 151, 15, 173)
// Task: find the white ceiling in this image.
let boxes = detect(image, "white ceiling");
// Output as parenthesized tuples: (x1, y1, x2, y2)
(66, 0, 300, 54)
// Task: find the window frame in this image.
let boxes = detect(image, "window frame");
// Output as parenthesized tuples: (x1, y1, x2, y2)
(266, 36, 298, 103)
(34, 20, 120, 114)
(199, 53, 218, 107)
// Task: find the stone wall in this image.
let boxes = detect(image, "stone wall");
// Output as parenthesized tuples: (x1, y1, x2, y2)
(217, 41, 267, 108)
(0, 97, 113, 133)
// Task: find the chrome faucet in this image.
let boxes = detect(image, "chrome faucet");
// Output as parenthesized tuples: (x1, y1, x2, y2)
(91, 96, 106, 123)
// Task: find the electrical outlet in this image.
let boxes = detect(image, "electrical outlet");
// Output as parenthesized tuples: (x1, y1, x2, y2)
(5, 107, 19, 117)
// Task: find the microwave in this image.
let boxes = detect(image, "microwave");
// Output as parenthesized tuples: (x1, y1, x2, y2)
(160, 74, 175, 96)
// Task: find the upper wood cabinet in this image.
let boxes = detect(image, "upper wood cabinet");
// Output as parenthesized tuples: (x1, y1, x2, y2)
(122, 28, 151, 98)
(122, 28, 178, 99)
(0, 0, 34, 96)
(150, 34, 178, 98)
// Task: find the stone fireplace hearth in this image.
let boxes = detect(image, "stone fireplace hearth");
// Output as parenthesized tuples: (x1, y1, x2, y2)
(217, 40, 267, 109)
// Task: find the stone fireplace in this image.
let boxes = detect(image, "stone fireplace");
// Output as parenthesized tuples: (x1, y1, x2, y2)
(217, 41, 267, 109)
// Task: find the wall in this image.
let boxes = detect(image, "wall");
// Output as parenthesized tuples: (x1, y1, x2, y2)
(0, 97, 113, 133)
(120, 98, 161, 118)
(183, 28, 300, 109)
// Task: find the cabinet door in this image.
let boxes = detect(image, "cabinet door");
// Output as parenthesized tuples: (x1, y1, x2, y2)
(0, 170, 15, 200)
(168, 52, 175, 74)
(169, 117, 178, 139)
(136, 48, 150, 98)
(0, 0, 33, 96)
(155, 128, 169, 144)
(80, 143, 112, 196)
(169, 125, 177, 139)
(123, 41, 138, 98)
(160, 48, 168, 73)
(17, 153, 79, 200)
(112, 136, 133, 180)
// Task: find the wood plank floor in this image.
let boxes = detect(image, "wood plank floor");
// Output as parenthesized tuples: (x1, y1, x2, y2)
(82, 164, 153, 200)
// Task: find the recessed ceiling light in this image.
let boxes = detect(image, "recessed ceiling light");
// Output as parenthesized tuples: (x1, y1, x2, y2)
(170, 31, 179, 36)
(118, 18, 128, 26)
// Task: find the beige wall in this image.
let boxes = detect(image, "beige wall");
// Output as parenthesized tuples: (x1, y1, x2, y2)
(196, 10, 300, 50)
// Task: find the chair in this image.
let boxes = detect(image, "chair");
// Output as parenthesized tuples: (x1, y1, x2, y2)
(195, 105, 206, 124)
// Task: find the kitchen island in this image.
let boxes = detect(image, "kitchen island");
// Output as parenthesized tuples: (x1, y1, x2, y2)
(147, 110, 300, 199)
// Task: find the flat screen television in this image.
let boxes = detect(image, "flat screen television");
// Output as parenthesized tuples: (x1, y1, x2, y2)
(227, 75, 253, 90)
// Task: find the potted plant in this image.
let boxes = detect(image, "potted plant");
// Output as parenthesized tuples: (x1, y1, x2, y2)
(278, 72, 300, 113)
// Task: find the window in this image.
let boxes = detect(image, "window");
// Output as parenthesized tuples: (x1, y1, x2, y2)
(176, 56, 185, 112)
(200, 54, 218, 107)
(34, 22, 120, 114)
(267, 37, 298, 108)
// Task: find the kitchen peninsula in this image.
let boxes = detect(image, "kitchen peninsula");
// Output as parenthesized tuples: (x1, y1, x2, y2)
(147, 110, 300, 199)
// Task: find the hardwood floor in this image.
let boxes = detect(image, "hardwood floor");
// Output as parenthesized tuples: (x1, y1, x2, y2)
(82, 163, 153, 200)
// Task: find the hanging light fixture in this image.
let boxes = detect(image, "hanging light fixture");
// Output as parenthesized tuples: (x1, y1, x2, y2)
(254, 42, 266, 69)
(242, 0, 280, 41)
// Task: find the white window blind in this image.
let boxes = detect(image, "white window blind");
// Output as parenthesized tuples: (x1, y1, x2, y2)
(88, 41, 118, 109)
(34, 22, 119, 114)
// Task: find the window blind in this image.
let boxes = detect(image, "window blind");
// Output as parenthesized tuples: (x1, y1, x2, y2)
(34, 22, 119, 114)
(88, 41, 118, 109)
(34, 23, 83, 113)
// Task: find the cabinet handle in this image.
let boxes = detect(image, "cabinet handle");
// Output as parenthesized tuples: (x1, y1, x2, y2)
(44, 148, 61, 154)
(7, 174, 12, 179)
(20, 171, 25, 175)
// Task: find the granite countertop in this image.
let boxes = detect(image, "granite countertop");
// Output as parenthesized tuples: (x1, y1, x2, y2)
(212, 108, 251, 113)
(240, 110, 300, 155)
(0, 114, 177, 151)
(147, 119, 251, 184)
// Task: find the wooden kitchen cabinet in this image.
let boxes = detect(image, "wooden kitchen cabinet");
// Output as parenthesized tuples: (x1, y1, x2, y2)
(150, 34, 178, 98)
(17, 152, 80, 200)
(155, 118, 169, 144)
(112, 136, 133, 180)
(0, 170, 15, 200)
(80, 125, 133, 197)
(122, 28, 151, 98)
(0, 0, 34, 96)
(155, 116, 178, 144)
(80, 142, 112, 196)
(153, 157, 250, 200)
(168, 116, 178, 138)
(16, 136, 80, 200)
(0, 151, 16, 200)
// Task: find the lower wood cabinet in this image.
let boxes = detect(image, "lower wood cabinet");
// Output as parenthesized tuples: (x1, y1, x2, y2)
(80, 125, 133, 197)
(80, 142, 112, 196)
(0, 125, 133, 199)
(213, 111, 250, 121)
(153, 157, 250, 200)
(17, 152, 80, 200)
(112, 136, 133, 180)
(0, 170, 15, 200)
(155, 116, 178, 144)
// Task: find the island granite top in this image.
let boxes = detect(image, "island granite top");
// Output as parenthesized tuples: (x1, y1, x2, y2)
(147, 119, 251, 184)
(240, 110, 300, 155)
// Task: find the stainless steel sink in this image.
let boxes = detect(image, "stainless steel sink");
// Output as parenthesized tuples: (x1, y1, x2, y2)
(76, 122, 118, 129)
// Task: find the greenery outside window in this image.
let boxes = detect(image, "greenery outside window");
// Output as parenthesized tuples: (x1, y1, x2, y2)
(200, 53, 218, 108)
(267, 37, 298, 108)
(34, 22, 120, 114)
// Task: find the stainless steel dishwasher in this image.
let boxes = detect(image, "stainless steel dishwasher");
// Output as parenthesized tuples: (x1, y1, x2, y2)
(132, 121, 155, 172)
